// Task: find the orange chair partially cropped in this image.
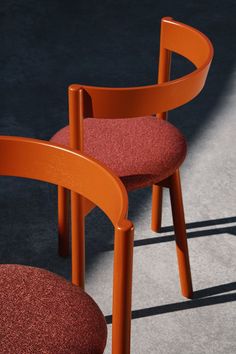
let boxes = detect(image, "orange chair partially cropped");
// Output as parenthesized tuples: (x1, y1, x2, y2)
(51, 17, 214, 299)
(0, 136, 134, 354)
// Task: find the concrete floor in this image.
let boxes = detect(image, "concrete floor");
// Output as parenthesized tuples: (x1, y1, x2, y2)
(1, 1, 236, 353)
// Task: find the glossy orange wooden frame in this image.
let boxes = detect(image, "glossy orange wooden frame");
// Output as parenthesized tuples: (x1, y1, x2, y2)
(58, 17, 213, 300)
(0, 136, 134, 354)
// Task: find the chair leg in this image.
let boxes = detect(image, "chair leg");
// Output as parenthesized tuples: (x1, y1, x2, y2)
(151, 184, 163, 232)
(169, 170, 193, 299)
(112, 223, 134, 354)
(58, 186, 69, 257)
(71, 191, 85, 289)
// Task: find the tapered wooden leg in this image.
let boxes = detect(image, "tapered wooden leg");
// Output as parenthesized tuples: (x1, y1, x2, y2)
(169, 170, 193, 298)
(58, 186, 69, 257)
(112, 222, 134, 354)
(151, 184, 163, 232)
(71, 191, 85, 289)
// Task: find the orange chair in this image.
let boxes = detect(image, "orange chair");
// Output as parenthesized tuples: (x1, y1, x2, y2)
(0, 136, 134, 354)
(51, 17, 214, 299)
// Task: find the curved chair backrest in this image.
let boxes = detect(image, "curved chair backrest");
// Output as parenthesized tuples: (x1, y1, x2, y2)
(68, 17, 213, 124)
(0, 136, 134, 354)
(0, 136, 128, 226)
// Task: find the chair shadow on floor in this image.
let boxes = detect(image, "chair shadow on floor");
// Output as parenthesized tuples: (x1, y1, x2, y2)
(133, 216, 236, 248)
(106, 284, 236, 323)
(104, 215, 236, 324)
(103, 215, 236, 252)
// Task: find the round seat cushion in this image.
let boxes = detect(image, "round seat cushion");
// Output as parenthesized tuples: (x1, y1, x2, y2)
(0, 264, 107, 354)
(51, 116, 187, 190)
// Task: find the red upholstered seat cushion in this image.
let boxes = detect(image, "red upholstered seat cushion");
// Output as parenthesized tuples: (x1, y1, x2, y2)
(0, 264, 107, 354)
(51, 117, 187, 190)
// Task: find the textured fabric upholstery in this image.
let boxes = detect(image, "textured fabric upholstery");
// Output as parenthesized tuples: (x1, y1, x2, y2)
(0, 264, 107, 354)
(51, 116, 187, 190)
